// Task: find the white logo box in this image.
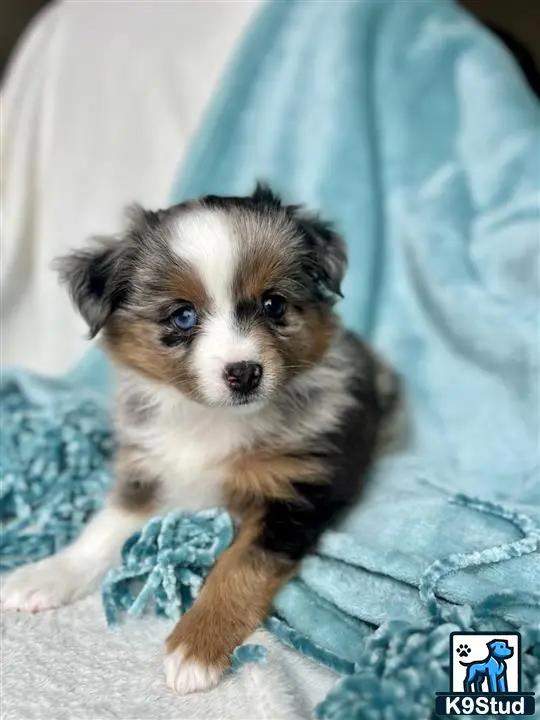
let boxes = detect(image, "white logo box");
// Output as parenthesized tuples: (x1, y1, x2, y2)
(450, 632, 520, 693)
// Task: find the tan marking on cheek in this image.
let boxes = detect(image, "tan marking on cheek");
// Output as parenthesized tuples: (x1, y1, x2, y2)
(225, 452, 323, 516)
(103, 262, 210, 400)
(280, 307, 337, 373)
(249, 324, 286, 386)
(245, 309, 337, 388)
(165, 520, 297, 671)
(104, 317, 201, 400)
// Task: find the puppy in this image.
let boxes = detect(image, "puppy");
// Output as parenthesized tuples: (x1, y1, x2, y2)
(1, 184, 399, 694)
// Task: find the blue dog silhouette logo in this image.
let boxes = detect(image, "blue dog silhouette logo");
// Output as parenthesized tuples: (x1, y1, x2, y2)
(458, 639, 513, 693)
(435, 632, 536, 716)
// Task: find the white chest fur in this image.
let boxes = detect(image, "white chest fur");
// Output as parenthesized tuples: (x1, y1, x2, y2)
(118, 376, 266, 512)
(144, 410, 245, 511)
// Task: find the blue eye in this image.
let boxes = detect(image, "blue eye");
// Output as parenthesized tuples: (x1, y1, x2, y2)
(171, 304, 198, 331)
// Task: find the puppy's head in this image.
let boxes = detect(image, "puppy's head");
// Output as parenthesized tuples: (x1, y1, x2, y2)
(56, 184, 347, 408)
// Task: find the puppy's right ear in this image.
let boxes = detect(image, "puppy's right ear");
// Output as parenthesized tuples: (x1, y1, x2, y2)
(54, 237, 129, 339)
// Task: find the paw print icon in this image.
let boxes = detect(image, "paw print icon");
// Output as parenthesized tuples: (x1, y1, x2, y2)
(456, 644, 471, 658)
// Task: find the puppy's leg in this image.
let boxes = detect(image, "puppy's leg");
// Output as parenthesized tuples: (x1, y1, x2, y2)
(1, 505, 145, 612)
(164, 520, 296, 695)
(2, 446, 161, 612)
(164, 449, 351, 695)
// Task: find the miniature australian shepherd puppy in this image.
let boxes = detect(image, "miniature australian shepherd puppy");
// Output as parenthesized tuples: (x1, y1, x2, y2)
(1, 184, 399, 694)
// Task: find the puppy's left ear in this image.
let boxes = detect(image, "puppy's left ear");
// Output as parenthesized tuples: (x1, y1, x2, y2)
(54, 238, 128, 338)
(53, 205, 157, 338)
(294, 212, 348, 301)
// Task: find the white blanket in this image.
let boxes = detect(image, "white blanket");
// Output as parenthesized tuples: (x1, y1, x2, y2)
(2, 594, 335, 719)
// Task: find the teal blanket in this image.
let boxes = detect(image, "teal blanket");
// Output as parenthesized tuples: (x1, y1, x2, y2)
(2, 0, 539, 717)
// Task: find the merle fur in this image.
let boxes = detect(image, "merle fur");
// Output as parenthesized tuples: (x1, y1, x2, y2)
(258, 332, 398, 561)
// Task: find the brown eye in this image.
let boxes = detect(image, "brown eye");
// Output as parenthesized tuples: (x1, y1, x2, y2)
(262, 292, 287, 320)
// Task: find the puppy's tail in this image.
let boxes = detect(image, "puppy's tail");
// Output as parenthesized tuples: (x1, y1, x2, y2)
(372, 352, 404, 452)
(374, 360, 401, 419)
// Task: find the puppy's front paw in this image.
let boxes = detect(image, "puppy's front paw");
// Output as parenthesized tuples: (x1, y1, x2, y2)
(1, 555, 83, 612)
(164, 645, 223, 695)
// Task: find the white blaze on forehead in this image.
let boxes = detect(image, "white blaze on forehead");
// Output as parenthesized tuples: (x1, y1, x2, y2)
(171, 209, 236, 307)
(171, 208, 260, 404)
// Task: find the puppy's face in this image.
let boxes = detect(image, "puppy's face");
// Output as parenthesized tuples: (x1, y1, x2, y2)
(58, 185, 347, 408)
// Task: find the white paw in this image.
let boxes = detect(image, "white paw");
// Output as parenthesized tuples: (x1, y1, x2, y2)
(1, 555, 85, 612)
(164, 646, 223, 695)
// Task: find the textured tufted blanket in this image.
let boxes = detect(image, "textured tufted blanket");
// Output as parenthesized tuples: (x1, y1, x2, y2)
(2, 1, 539, 718)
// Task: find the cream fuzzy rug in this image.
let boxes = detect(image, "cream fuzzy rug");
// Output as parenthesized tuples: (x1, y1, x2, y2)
(1, 593, 336, 720)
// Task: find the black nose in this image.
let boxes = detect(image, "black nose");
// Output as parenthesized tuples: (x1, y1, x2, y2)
(224, 362, 262, 393)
